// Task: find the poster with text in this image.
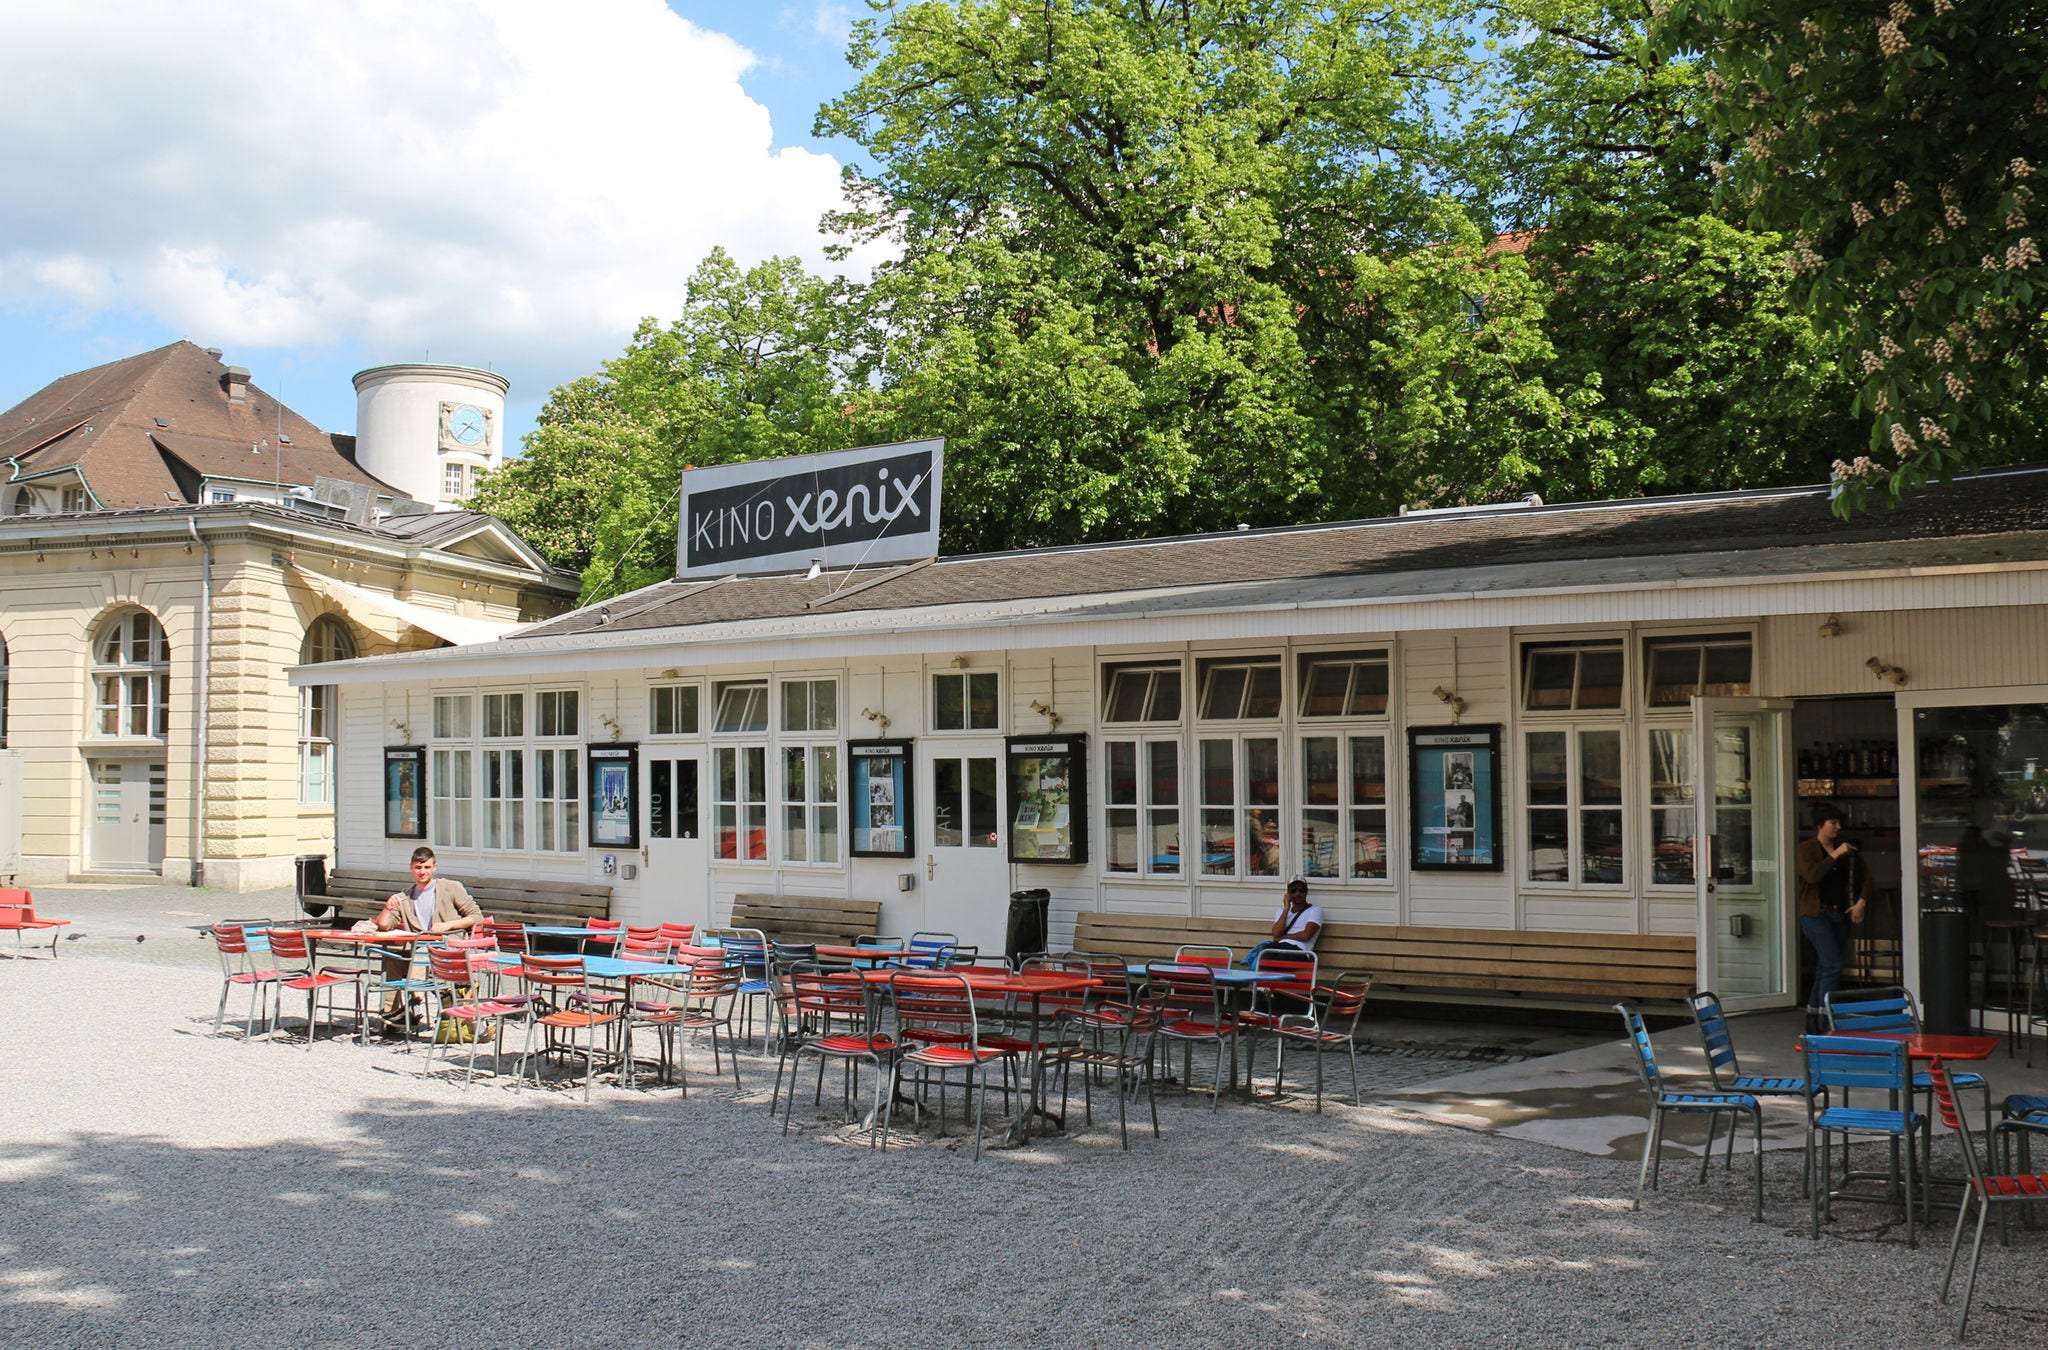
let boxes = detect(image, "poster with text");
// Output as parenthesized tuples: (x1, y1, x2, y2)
(1408, 725, 1502, 870)
(850, 740, 914, 857)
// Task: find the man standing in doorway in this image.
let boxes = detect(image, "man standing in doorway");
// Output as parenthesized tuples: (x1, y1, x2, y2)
(1796, 805, 1869, 1030)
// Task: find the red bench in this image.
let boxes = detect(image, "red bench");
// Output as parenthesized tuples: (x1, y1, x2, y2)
(0, 888, 71, 959)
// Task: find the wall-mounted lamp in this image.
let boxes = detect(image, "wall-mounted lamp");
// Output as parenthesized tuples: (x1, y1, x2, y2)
(861, 707, 892, 733)
(1865, 656, 1908, 687)
(1816, 614, 1843, 639)
(950, 655, 971, 668)
(1431, 684, 1467, 718)
(1029, 698, 1063, 731)
(600, 713, 623, 742)
(390, 718, 414, 742)
(658, 668, 679, 679)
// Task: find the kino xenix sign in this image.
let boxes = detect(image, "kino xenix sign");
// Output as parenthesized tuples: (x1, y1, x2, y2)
(675, 440, 945, 579)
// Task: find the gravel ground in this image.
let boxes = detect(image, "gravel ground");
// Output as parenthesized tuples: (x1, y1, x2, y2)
(3, 892, 2044, 1347)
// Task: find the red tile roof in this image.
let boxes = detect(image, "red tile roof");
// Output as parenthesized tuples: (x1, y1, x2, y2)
(0, 341, 391, 509)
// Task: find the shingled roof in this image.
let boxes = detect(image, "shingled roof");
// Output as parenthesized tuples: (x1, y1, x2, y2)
(515, 464, 2048, 641)
(0, 341, 390, 509)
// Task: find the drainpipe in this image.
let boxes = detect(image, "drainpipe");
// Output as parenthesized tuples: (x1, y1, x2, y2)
(186, 514, 211, 888)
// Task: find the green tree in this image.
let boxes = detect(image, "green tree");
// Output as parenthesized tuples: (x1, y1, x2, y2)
(469, 375, 651, 577)
(1657, 0, 2048, 503)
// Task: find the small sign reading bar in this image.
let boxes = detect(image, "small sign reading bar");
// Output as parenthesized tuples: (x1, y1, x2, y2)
(676, 440, 944, 579)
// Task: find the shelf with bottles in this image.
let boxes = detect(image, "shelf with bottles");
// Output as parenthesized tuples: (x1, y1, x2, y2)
(1797, 777, 1898, 799)
(1799, 739, 1899, 780)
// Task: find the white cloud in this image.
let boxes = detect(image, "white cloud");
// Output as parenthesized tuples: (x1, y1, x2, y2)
(0, 0, 870, 393)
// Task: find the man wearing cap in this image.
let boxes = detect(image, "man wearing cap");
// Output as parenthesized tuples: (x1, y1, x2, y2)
(1246, 877, 1323, 965)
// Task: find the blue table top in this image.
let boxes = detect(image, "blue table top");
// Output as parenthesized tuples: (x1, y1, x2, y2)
(485, 953, 698, 980)
(1129, 963, 1288, 984)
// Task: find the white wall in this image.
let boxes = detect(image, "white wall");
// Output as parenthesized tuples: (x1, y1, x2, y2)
(351, 365, 509, 509)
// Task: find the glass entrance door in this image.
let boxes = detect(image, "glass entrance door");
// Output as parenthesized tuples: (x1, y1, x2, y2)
(1692, 698, 1794, 1008)
(643, 755, 709, 928)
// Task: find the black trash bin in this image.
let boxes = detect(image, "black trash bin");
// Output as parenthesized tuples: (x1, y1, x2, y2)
(1006, 889, 1051, 969)
(1920, 906, 1971, 1035)
(295, 854, 331, 919)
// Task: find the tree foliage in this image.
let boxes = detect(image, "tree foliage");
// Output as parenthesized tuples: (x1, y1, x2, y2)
(1658, 0, 2048, 503)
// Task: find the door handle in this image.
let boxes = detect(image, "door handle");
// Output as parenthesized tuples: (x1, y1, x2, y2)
(926, 854, 936, 881)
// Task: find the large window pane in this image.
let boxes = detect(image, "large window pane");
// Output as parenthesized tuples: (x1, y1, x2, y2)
(934, 758, 964, 848)
(1580, 730, 1623, 805)
(1582, 810, 1624, 884)
(1302, 737, 1339, 807)
(1527, 732, 1569, 805)
(968, 756, 998, 848)
(1529, 809, 1570, 882)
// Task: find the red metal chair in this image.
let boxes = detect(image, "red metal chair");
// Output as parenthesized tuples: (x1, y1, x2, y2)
(209, 924, 283, 1036)
(631, 959, 744, 1095)
(0, 888, 70, 958)
(264, 928, 369, 1049)
(513, 955, 621, 1100)
(1041, 993, 1164, 1149)
(779, 967, 898, 1145)
(1238, 947, 1318, 1085)
(1146, 963, 1241, 1109)
(584, 918, 623, 956)
(1931, 1057, 2048, 1339)
(624, 924, 663, 947)
(420, 947, 516, 1085)
(886, 973, 1022, 1159)
(1173, 943, 1234, 968)
(656, 922, 697, 953)
(1273, 971, 1374, 1111)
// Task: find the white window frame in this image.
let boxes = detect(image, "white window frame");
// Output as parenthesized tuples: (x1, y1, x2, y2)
(297, 618, 353, 807)
(1520, 638, 1627, 715)
(1643, 721, 1697, 890)
(779, 742, 841, 865)
(1, 632, 11, 749)
(1100, 659, 1185, 727)
(931, 668, 1002, 733)
(61, 486, 89, 513)
(713, 680, 769, 735)
(1195, 732, 1284, 881)
(482, 745, 526, 851)
(713, 743, 769, 863)
(1642, 632, 1755, 708)
(89, 610, 169, 740)
(432, 746, 475, 850)
(1103, 736, 1184, 878)
(535, 745, 580, 853)
(1523, 722, 1630, 889)
(483, 690, 525, 740)
(1298, 731, 1392, 884)
(1194, 655, 1285, 723)
(778, 677, 839, 736)
(649, 683, 701, 737)
(536, 688, 580, 739)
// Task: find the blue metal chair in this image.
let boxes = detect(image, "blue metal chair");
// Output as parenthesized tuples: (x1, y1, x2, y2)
(1688, 991, 1820, 1194)
(1826, 985, 1992, 1175)
(706, 926, 777, 1049)
(1617, 1003, 1764, 1222)
(900, 931, 959, 969)
(1804, 1033, 1920, 1245)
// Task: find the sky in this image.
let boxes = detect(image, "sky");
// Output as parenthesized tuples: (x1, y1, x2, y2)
(0, 0, 874, 451)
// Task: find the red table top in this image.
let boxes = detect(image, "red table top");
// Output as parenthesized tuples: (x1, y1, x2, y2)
(853, 968, 1097, 995)
(1828, 1030, 2001, 1061)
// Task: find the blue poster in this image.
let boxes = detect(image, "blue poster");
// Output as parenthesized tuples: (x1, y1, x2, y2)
(1409, 726, 1502, 870)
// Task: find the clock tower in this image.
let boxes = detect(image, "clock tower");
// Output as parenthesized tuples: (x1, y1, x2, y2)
(350, 364, 511, 510)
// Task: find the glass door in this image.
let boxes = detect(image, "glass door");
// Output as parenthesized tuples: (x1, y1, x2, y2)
(643, 755, 710, 928)
(1692, 698, 1794, 1008)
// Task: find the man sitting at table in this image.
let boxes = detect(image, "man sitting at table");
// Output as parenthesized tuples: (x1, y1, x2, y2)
(1246, 877, 1323, 966)
(374, 846, 483, 1026)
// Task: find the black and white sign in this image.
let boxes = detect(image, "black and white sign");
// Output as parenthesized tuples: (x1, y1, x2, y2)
(676, 440, 944, 578)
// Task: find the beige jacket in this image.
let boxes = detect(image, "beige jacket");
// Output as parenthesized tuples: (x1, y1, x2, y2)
(380, 877, 482, 931)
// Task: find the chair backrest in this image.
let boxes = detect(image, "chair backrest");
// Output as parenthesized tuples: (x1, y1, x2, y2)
(656, 922, 697, 948)
(890, 972, 982, 1044)
(790, 966, 872, 1026)
(519, 955, 586, 990)
(624, 925, 662, 944)
(1147, 963, 1228, 1023)
(772, 941, 819, 970)
(619, 938, 671, 963)
(904, 931, 959, 968)
(1251, 947, 1318, 1005)
(211, 923, 252, 958)
(1615, 1003, 1664, 1098)
(1174, 944, 1234, 968)
(1686, 990, 1744, 1087)
(481, 921, 528, 955)
(856, 934, 907, 952)
(584, 920, 623, 954)
(1803, 1033, 1910, 1097)
(266, 928, 312, 963)
(1315, 971, 1373, 1032)
(1926, 1058, 1989, 1187)
(707, 927, 771, 977)
(428, 947, 474, 985)
(1824, 985, 1919, 1033)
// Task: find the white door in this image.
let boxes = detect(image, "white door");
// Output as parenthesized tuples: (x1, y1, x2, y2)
(90, 758, 165, 872)
(923, 742, 1009, 952)
(642, 754, 710, 928)
(1692, 698, 1795, 1009)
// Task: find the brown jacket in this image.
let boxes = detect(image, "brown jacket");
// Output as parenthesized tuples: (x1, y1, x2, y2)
(379, 877, 481, 931)
(1795, 839, 1871, 919)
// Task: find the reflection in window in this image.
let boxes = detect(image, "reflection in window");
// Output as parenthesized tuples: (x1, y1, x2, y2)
(1645, 634, 1753, 706)
(714, 681, 769, 734)
(1297, 652, 1390, 718)
(1103, 663, 1182, 723)
(1300, 734, 1388, 880)
(1197, 659, 1283, 720)
(1522, 641, 1624, 711)
(933, 671, 1000, 730)
(1106, 739, 1180, 875)
(649, 685, 699, 735)
(1648, 728, 1694, 885)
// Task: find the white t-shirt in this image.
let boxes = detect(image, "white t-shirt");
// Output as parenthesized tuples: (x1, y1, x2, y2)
(1271, 902, 1324, 950)
(410, 882, 438, 932)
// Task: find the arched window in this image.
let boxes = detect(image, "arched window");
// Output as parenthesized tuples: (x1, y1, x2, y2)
(6, 486, 33, 516)
(91, 611, 170, 739)
(299, 616, 355, 804)
(0, 630, 9, 748)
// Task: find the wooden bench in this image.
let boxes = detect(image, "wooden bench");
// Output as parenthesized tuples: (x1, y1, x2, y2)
(0, 887, 70, 959)
(730, 893, 884, 945)
(304, 868, 613, 929)
(1072, 911, 1696, 1010)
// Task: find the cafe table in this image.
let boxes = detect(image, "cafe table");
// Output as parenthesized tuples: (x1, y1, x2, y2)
(298, 929, 445, 1034)
(1804, 1029, 2001, 1216)
(482, 952, 708, 1086)
(856, 967, 1098, 1144)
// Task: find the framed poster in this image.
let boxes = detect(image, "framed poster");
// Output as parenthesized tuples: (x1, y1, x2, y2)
(1007, 735, 1089, 865)
(383, 746, 426, 839)
(1408, 724, 1503, 871)
(849, 739, 914, 858)
(587, 744, 640, 849)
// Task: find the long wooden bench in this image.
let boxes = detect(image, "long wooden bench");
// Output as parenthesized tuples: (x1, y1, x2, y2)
(1073, 911, 1696, 1010)
(305, 868, 613, 928)
(730, 893, 884, 945)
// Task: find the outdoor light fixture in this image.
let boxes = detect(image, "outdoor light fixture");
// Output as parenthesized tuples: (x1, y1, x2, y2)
(950, 655, 971, 668)
(1431, 684, 1466, 717)
(390, 718, 413, 741)
(861, 706, 892, 733)
(600, 713, 623, 742)
(1866, 657, 1907, 686)
(1817, 614, 1844, 639)
(1029, 698, 1062, 730)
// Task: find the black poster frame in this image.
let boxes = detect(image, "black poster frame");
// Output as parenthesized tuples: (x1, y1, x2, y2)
(383, 746, 427, 840)
(1406, 723, 1505, 873)
(587, 743, 640, 849)
(849, 738, 915, 858)
(1005, 734, 1089, 865)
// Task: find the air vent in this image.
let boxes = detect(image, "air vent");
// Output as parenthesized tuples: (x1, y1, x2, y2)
(154, 417, 168, 428)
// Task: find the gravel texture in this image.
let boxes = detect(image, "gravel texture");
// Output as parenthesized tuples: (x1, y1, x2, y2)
(2, 890, 2043, 1347)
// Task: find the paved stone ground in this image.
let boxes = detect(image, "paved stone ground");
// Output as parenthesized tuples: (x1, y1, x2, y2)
(4, 885, 2041, 1347)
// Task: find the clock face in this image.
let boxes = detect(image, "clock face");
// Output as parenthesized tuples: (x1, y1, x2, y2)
(446, 404, 488, 448)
